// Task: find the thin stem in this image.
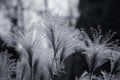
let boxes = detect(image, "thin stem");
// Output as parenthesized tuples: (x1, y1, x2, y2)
(89, 73, 93, 80)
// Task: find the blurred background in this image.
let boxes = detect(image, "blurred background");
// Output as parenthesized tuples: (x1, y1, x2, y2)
(1, 0, 120, 36)
(0, 0, 120, 80)
(0, 0, 79, 36)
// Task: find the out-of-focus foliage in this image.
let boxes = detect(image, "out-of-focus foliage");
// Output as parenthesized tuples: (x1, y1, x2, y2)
(0, 0, 79, 37)
(0, 51, 16, 80)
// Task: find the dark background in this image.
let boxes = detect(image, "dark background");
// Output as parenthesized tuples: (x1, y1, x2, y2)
(76, 0, 120, 35)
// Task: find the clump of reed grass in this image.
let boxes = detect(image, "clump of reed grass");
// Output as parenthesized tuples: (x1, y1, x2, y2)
(77, 27, 120, 80)
(14, 12, 83, 80)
